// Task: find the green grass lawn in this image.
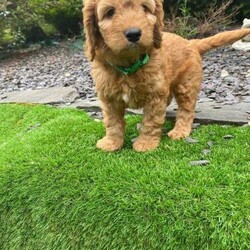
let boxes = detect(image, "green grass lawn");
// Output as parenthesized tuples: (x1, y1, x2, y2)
(0, 104, 249, 250)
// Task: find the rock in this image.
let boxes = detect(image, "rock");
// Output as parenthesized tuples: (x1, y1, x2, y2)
(192, 123, 200, 129)
(243, 96, 250, 103)
(185, 137, 199, 144)
(0, 95, 7, 100)
(221, 69, 229, 78)
(213, 105, 222, 109)
(190, 160, 210, 166)
(223, 135, 234, 140)
(131, 137, 137, 143)
(202, 149, 211, 155)
(242, 18, 250, 42)
(70, 99, 101, 112)
(232, 19, 250, 50)
(225, 93, 236, 102)
(242, 122, 250, 127)
(207, 141, 214, 148)
(232, 40, 250, 52)
(198, 97, 213, 103)
(137, 123, 142, 131)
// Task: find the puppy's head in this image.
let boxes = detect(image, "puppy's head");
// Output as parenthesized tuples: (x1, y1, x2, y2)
(83, 0, 164, 61)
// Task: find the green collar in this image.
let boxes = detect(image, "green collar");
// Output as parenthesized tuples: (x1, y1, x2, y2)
(107, 54, 150, 75)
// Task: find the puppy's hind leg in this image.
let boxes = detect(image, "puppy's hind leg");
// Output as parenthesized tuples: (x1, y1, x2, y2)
(168, 75, 202, 140)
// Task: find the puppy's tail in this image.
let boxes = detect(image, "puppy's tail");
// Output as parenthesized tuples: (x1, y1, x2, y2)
(190, 28, 250, 55)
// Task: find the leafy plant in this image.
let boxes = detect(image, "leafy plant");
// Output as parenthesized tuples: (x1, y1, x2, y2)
(196, 0, 240, 37)
(0, 0, 46, 48)
(0, 0, 83, 50)
(164, 0, 240, 39)
(175, 0, 198, 38)
(0, 0, 249, 49)
(32, 0, 83, 35)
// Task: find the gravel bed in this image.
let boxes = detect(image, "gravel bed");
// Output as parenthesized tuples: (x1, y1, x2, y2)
(202, 48, 250, 104)
(0, 40, 249, 106)
(0, 41, 95, 100)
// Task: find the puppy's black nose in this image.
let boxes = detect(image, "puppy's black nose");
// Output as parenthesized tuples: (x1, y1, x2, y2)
(124, 28, 142, 43)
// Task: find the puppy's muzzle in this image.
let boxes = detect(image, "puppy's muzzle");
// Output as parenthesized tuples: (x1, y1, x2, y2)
(124, 28, 142, 43)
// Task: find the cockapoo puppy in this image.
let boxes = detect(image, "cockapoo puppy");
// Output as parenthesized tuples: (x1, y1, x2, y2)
(83, 0, 250, 152)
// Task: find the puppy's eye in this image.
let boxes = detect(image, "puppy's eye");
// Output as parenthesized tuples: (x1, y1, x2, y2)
(142, 4, 150, 13)
(104, 8, 115, 19)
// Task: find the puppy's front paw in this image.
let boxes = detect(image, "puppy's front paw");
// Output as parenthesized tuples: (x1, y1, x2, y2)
(96, 136, 123, 152)
(167, 128, 190, 140)
(133, 136, 160, 152)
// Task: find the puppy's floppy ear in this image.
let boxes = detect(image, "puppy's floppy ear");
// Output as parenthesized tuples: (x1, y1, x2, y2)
(83, 0, 101, 61)
(153, 0, 164, 49)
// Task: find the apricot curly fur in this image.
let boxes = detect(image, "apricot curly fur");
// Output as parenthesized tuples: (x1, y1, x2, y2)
(83, 0, 250, 152)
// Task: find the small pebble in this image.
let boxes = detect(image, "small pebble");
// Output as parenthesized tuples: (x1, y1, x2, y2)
(136, 123, 142, 131)
(0, 95, 7, 99)
(207, 141, 214, 148)
(243, 96, 250, 103)
(220, 69, 229, 78)
(185, 137, 199, 144)
(242, 122, 250, 127)
(190, 160, 210, 166)
(202, 149, 211, 155)
(131, 137, 137, 143)
(198, 97, 213, 103)
(223, 135, 234, 140)
(192, 123, 200, 129)
(213, 106, 222, 109)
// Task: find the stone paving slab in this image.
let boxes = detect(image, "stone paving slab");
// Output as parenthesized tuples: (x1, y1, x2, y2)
(0, 86, 79, 105)
(70, 99, 250, 125)
(0, 87, 249, 125)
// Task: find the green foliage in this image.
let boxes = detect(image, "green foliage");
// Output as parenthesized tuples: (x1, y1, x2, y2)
(173, 0, 198, 38)
(165, 0, 249, 19)
(0, 104, 249, 249)
(239, 0, 250, 17)
(0, 0, 82, 49)
(165, 0, 244, 39)
(0, 0, 249, 49)
(32, 0, 83, 35)
(0, 1, 44, 48)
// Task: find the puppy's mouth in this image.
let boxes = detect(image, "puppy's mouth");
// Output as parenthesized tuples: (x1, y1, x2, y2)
(127, 42, 140, 49)
(118, 43, 145, 60)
